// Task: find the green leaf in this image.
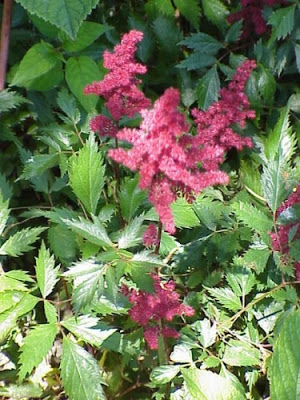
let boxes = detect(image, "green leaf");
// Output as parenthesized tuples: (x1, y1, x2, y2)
(294, 43, 300, 74)
(222, 339, 261, 367)
(170, 344, 193, 363)
(64, 260, 107, 312)
(173, 0, 201, 28)
(25, 61, 63, 91)
(0, 173, 13, 201)
(65, 56, 103, 111)
(69, 135, 105, 215)
(0, 291, 24, 313)
(10, 42, 60, 87)
(226, 265, 256, 297)
(0, 227, 46, 257)
(225, 20, 243, 43)
(48, 224, 77, 262)
(0, 294, 39, 342)
(171, 198, 200, 229)
(271, 309, 300, 399)
(57, 88, 78, 123)
(145, 0, 174, 17)
(35, 242, 59, 298)
(242, 248, 271, 274)
(232, 202, 272, 242)
(150, 365, 180, 384)
(0, 194, 9, 236)
(0, 89, 28, 112)
(277, 204, 300, 224)
(177, 53, 216, 71)
(62, 22, 111, 52)
(18, 323, 57, 382)
(179, 33, 223, 54)
(269, 5, 296, 41)
(119, 176, 147, 221)
(201, 0, 229, 30)
(0, 275, 27, 292)
(193, 318, 217, 348)
(182, 368, 246, 400)
(152, 16, 183, 57)
(62, 315, 116, 347)
(118, 215, 144, 249)
(0, 383, 43, 399)
(15, 0, 99, 40)
(44, 301, 58, 323)
(61, 337, 106, 400)
(206, 287, 241, 312)
(21, 153, 60, 179)
(257, 65, 276, 106)
(63, 216, 113, 248)
(196, 66, 220, 110)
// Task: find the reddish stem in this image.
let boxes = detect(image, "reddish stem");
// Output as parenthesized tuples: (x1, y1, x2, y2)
(154, 221, 163, 254)
(0, 0, 13, 90)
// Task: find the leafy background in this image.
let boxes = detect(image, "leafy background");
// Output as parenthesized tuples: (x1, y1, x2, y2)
(0, 0, 300, 399)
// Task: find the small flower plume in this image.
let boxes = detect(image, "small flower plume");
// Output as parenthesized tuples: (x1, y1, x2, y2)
(122, 274, 194, 349)
(228, 0, 286, 40)
(110, 60, 256, 233)
(84, 30, 151, 136)
(270, 185, 300, 279)
(143, 224, 159, 247)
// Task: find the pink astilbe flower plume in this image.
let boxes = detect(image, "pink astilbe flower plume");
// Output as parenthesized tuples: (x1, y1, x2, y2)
(84, 30, 151, 136)
(110, 60, 256, 234)
(269, 185, 300, 279)
(123, 274, 194, 349)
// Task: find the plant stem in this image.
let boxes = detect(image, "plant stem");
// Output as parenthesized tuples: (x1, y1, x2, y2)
(155, 220, 163, 254)
(0, 0, 13, 90)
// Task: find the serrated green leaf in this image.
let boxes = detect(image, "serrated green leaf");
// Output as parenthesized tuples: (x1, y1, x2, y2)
(0, 89, 28, 112)
(152, 16, 183, 57)
(179, 33, 223, 54)
(0, 294, 39, 342)
(201, 0, 229, 30)
(145, 0, 174, 17)
(233, 202, 272, 242)
(65, 56, 103, 111)
(0, 194, 9, 236)
(0, 291, 24, 313)
(226, 265, 256, 297)
(35, 242, 59, 298)
(21, 153, 60, 179)
(150, 365, 180, 384)
(11, 42, 60, 87)
(253, 299, 283, 335)
(182, 368, 246, 400)
(271, 309, 300, 399)
(62, 22, 111, 52)
(171, 198, 200, 229)
(170, 344, 193, 363)
(207, 287, 241, 312)
(44, 301, 58, 323)
(119, 176, 147, 221)
(0, 227, 46, 257)
(193, 318, 217, 348)
(18, 323, 57, 382)
(5, 270, 35, 283)
(225, 20, 242, 43)
(222, 339, 260, 367)
(173, 0, 201, 28)
(63, 216, 113, 248)
(242, 248, 271, 274)
(0, 275, 27, 292)
(62, 337, 106, 400)
(257, 65, 276, 106)
(15, 0, 99, 40)
(196, 66, 220, 110)
(62, 315, 116, 347)
(64, 260, 107, 312)
(118, 215, 144, 249)
(69, 136, 105, 215)
(48, 224, 77, 262)
(177, 53, 216, 71)
(277, 204, 300, 224)
(57, 88, 78, 122)
(269, 5, 296, 41)
(26, 60, 64, 91)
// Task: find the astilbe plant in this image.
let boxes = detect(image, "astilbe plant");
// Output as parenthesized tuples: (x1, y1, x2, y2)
(270, 185, 300, 279)
(122, 275, 194, 349)
(109, 58, 256, 233)
(84, 29, 151, 136)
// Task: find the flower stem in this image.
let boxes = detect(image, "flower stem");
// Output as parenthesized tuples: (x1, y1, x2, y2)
(155, 221, 163, 254)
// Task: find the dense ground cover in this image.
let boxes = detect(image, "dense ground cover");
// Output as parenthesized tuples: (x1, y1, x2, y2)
(0, 0, 300, 399)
